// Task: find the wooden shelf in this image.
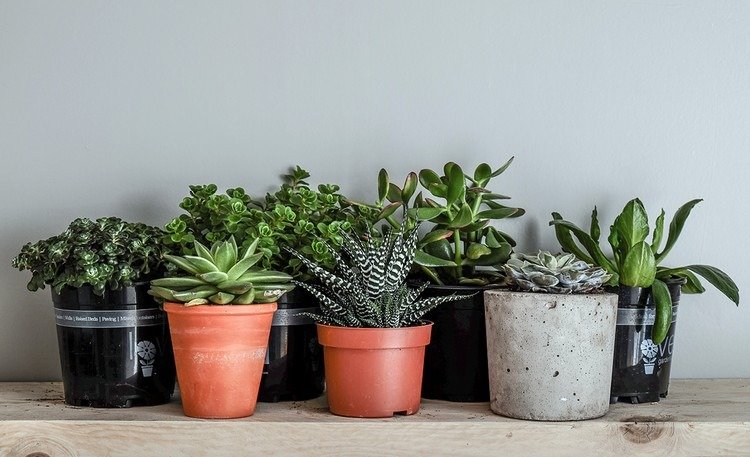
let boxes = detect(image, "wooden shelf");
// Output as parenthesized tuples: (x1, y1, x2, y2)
(1, 379, 749, 456)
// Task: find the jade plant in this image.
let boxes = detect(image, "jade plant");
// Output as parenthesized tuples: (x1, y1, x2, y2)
(287, 225, 472, 327)
(550, 198, 739, 343)
(149, 237, 293, 306)
(164, 167, 378, 282)
(503, 251, 612, 294)
(358, 157, 524, 286)
(12, 217, 167, 295)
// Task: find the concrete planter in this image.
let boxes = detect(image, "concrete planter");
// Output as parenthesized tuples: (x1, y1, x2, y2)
(484, 290, 618, 421)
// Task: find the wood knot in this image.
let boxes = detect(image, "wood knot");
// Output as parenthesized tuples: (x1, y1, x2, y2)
(619, 416, 666, 444)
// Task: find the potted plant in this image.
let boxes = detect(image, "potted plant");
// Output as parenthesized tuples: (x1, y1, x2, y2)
(163, 168, 378, 402)
(149, 237, 292, 418)
(288, 225, 471, 418)
(551, 198, 739, 403)
(357, 158, 524, 401)
(485, 251, 617, 420)
(12, 217, 176, 407)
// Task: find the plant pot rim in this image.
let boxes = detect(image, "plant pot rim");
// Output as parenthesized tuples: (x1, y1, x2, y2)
(163, 302, 277, 316)
(416, 283, 505, 291)
(317, 321, 433, 349)
(484, 289, 618, 299)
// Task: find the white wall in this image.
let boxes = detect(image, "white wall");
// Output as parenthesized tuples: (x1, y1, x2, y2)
(1, 0, 747, 381)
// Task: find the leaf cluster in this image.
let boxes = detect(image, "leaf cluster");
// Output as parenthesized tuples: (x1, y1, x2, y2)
(288, 225, 473, 328)
(12, 217, 166, 295)
(550, 198, 739, 343)
(354, 158, 524, 286)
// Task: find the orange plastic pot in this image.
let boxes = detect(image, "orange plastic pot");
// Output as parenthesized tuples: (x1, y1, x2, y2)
(164, 302, 276, 419)
(317, 322, 432, 418)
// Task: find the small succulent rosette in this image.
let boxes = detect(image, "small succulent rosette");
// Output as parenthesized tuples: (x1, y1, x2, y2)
(503, 251, 612, 294)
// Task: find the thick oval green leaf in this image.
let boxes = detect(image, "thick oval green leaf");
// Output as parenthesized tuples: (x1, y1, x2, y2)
(386, 183, 402, 203)
(463, 244, 512, 267)
(656, 267, 705, 294)
(619, 241, 656, 288)
(401, 172, 418, 203)
(466, 242, 492, 260)
(656, 199, 703, 263)
(418, 229, 453, 246)
(377, 168, 389, 204)
(150, 277, 206, 289)
(613, 198, 650, 250)
(473, 163, 492, 185)
(651, 279, 673, 344)
(447, 203, 474, 229)
(407, 206, 444, 221)
(477, 207, 518, 220)
(446, 163, 466, 205)
(415, 250, 458, 267)
(377, 201, 403, 221)
(199, 271, 229, 284)
(686, 264, 739, 305)
(419, 169, 441, 189)
(423, 238, 453, 261)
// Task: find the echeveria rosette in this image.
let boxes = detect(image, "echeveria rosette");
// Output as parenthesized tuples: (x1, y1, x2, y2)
(12, 217, 167, 296)
(550, 198, 740, 344)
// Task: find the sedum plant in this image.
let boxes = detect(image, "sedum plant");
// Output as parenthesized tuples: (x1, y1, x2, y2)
(362, 158, 524, 286)
(12, 217, 166, 295)
(550, 198, 739, 343)
(149, 237, 293, 306)
(164, 167, 378, 282)
(503, 251, 612, 294)
(287, 225, 472, 328)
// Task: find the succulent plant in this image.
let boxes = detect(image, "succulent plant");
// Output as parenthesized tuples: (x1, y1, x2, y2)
(149, 237, 293, 306)
(287, 224, 473, 328)
(551, 198, 739, 343)
(503, 251, 611, 294)
(12, 217, 166, 295)
(354, 158, 524, 286)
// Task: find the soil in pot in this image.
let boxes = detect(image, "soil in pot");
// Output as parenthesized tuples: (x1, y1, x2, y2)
(318, 322, 432, 418)
(421, 285, 494, 402)
(52, 283, 176, 408)
(164, 302, 276, 419)
(258, 288, 324, 402)
(610, 282, 682, 404)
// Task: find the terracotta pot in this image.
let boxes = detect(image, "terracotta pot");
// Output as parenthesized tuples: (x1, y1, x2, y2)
(164, 302, 277, 419)
(317, 322, 432, 418)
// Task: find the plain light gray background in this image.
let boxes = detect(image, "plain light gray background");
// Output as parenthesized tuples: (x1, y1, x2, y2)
(1, 1, 747, 381)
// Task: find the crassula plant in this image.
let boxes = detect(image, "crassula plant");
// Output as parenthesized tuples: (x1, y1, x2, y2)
(361, 158, 524, 286)
(287, 225, 471, 327)
(503, 251, 611, 294)
(149, 237, 292, 306)
(550, 198, 739, 343)
(164, 167, 378, 282)
(12, 217, 166, 295)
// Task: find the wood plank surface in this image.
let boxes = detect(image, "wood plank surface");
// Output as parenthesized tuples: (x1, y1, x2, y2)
(1, 379, 749, 456)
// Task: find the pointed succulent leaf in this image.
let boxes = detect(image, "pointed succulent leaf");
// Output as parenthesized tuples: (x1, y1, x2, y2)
(163, 254, 202, 275)
(194, 241, 215, 263)
(198, 271, 229, 284)
(226, 252, 263, 281)
(208, 292, 235, 305)
(184, 255, 220, 274)
(150, 277, 206, 289)
(213, 241, 236, 272)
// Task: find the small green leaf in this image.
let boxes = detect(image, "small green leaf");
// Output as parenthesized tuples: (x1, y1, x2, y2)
(463, 244, 512, 267)
(226, 253, 263, 281)
(473, 163, 492, 185)
(377, 168, 389, 204)
(656, 199, 702, 263)
(419, 169, 442, 189)
(651, 279, 672, 344)
(418, 229, 453, 246)
(549, 217, 614, 272)
(402, 172, 418, 203)
(477, 208, 519, 220)
(619, 242, 656, 288)
(194, 241, 215, 263)
(590, 206, 601, 242)
(446, 163, 466, 205)
(199, 271, 229, 283)
(447, 203, 473, 229)
(686, 264, 739, 305)
(208, 292, 235, 305)
(651, 209, 665, 254)
(163, 255, 202, 276)
(466, 243, 492, 260)
(213, 241, 236, 272)
(386, 183, 402, 203)
(408, 207, 444, 221)
(377, 202, 403, 220)
(490, 156, 514, 178)
(415, 250, 458, 267)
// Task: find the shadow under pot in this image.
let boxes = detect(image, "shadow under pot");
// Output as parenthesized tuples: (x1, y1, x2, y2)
(52, 283, 176, 408)
(610, 280, 683, 404)
(421, 284, 497, 402)
(258, 288, 325, 402)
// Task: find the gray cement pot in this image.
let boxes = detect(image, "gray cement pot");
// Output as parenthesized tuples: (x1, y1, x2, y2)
(484, 290, 618, 421)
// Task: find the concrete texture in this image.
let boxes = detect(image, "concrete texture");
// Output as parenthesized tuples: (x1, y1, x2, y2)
(484, 290, 618, 421)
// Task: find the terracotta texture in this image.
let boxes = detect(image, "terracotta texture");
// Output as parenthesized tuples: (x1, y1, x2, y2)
(164, 302, 276, 419)
(317, 323, 432, 418)
(484, 290, 618, 421)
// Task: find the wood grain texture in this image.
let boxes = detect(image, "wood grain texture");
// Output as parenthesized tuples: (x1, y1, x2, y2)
(1, 379, 749, 456)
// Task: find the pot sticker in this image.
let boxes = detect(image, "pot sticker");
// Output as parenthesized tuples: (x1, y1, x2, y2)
(640, 339, 658, 375)
(137, 340, 157, 377)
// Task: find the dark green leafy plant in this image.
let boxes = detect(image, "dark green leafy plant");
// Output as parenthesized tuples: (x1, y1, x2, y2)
(12, 217, 166, 295)
(164, 167, 378, 281)
(149, 237, 293, 306)
(550, 198, 739, 343)
(287, 225, 472, 328)
(359, 158, 524, 286)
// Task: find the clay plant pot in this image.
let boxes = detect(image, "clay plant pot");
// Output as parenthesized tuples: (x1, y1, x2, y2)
(163, 302, 277, 419)
(317, 322, 433, 418)
(484, 290, 618, 421)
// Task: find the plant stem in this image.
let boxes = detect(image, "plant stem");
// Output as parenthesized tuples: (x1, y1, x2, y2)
(453, 230, 462, 279)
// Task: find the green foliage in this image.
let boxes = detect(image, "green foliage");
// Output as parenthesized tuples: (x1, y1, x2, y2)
(550, 198, 739, 343)
(149, 237, 293, 306)
(288, 225, 473, 328)
(163, 166, 378, 281)
(353, 157, 524, 286)
(12, 217, 166, 295)
(503, 251, 611, 294)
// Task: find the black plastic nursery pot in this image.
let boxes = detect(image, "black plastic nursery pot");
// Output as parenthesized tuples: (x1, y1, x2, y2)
(257, 288, 325, 402)
(421, 284, 495, 402)
(52, 283, 176, 408)
(610, 281, 682, 404)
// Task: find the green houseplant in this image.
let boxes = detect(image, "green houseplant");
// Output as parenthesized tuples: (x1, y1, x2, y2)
(150, 237, 292, 419)
(550, 198, 739, 403)
(357, 157, 524, 402)
(163, 167, 377, 402)
(288, 224, 470, 418)
(11, 217, 176, 408)
(486, 251, 617, 421)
